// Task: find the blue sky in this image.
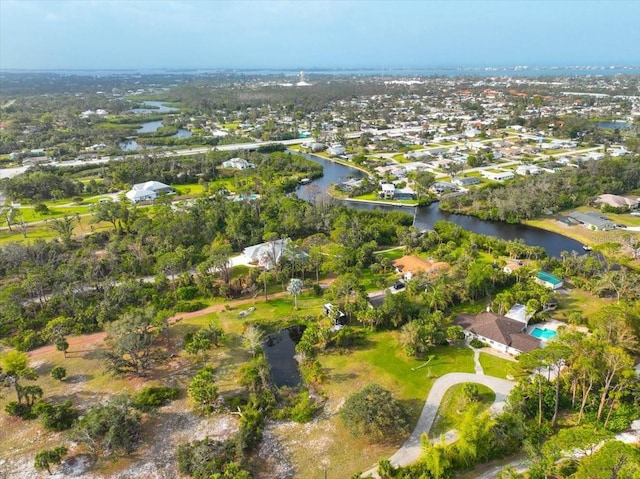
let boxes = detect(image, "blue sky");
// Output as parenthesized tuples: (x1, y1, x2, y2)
(1, 0, 639, 70)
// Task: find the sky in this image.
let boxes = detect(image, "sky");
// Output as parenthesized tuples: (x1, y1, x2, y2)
(1, 0, 639, 71)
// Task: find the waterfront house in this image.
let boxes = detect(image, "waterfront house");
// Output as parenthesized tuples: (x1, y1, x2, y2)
(535, 271, 564, 290)
(327, 143, 346, 156)
(380, 183, 395, 199)
(431, 182, 458, 194)
(568, 211, 616, 231)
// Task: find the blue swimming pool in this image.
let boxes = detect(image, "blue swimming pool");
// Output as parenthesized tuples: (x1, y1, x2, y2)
(531, 327, 558, 340)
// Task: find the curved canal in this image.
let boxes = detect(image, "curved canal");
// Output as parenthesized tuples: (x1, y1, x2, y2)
(295, 153, 585, 258)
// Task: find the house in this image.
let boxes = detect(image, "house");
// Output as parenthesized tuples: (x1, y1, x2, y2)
(454, 309, 541, 355)
(431, 182, 458, 194)
(125, 181, 173, 203)
(392, 255, 449, 281)
(503, 260, 524, 275)
(516, 165, 541, 176)
(535, 271, 564, 290)
(481, 170, 514, 181)
(452, 176, 480, 187)
(380, 183, 395, 199)
(594, 194, 639, 210)
(221, 158, 255, 169)
(242, 238, 290, 270)
(568, 211, 616, 231)
(327, 143, 346, 156)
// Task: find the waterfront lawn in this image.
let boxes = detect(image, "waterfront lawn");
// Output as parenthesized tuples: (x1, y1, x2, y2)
(478, 352, 523, 380)
(429, 383, 495, 437)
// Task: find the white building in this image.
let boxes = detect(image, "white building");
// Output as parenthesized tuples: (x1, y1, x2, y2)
(481, 170, 514, 181)
(125, 181, 173, 203)
(327, 144, 346, 156)
(243, 238, 290, 270)
(221, 158, 255, 169)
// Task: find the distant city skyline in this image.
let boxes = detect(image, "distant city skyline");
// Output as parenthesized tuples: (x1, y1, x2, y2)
(1, 0, 639, 71)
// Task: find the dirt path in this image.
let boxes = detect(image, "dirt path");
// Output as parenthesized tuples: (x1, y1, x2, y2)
(27, 281, 332, 360)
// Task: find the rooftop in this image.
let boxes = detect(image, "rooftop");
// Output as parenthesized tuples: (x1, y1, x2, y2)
(537, 271, 562, 285)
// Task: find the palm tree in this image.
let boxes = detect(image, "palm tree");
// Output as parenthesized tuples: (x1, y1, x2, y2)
(287, 278, 303, 309)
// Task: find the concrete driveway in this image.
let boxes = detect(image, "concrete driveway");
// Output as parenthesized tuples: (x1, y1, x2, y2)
(363, 372, 515, 478)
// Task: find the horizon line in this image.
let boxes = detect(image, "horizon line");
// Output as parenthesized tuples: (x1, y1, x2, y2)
(2, 63, 640, 73)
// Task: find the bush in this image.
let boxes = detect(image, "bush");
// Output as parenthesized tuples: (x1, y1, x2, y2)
(177, 438, 249, 479)
(174, 300, 207, 313)
(176, 286, 199, 300)
(340, 383, 410, 442)
(33, 400, 79, 431)
(51, 365, 66, 381)
(132, 386, 180, 412)
(73, 396, 141, 457)
(290, 392, 319, 423)
(5, 401, 36, 419)
(470, 338, 486, 348)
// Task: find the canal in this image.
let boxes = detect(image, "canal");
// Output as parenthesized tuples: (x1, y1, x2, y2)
(295, 153, 585, 258)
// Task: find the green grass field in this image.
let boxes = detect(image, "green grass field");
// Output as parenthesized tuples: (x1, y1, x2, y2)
(478, 352, 523, 380)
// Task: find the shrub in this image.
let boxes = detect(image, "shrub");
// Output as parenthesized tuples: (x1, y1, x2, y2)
(51, 366, 66, 381)
(177, 438, 249, 479)
(132, 386, 180, 412)
(340, 384, 410, 442)
(470, 338, 486, 348)
(5, 401, 36, 419)
(174, 300, 207, 313)
(73, 396, 141, 457)
(34, 446, 68, 475)
(33, 400, 79, 431)
(290, 392, 319, 423)
(176, 286, 199, 300)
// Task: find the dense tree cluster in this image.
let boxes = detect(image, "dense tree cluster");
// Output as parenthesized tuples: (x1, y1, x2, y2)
(441, 156, 640, 222)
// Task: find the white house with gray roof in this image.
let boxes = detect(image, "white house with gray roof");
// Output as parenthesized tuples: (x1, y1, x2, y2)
(568, 211, 615, 231)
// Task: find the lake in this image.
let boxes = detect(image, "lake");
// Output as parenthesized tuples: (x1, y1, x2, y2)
(119, 114, 192, 150)
(131, 100, 179, 114)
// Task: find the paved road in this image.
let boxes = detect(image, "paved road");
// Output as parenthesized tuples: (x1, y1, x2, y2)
(363, 372, 515, 478)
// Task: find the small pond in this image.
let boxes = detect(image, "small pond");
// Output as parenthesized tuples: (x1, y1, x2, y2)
(262, 325, 305, 388)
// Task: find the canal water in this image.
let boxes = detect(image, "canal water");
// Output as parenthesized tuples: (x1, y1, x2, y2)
(295, 153, 585, 258)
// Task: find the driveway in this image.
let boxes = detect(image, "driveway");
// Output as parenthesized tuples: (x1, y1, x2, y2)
(363, 373, 515, 478)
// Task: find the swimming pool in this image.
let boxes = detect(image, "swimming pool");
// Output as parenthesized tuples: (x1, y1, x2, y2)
(531, 327, 558, 340)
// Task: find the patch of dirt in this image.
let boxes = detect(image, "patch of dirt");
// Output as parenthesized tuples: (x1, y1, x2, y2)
(256, 421, 296, 479)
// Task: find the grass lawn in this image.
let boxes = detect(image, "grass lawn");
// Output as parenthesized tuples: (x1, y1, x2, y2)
(374, 247, 405, 261)
(429, 383, 495, 437)
(553, 288, 613, 323)
(276, 334, 475, 478)
(478, 352, 523, 380)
